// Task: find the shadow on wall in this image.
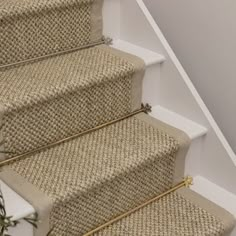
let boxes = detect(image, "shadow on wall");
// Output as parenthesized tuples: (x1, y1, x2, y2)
(143, 0, 236, 154)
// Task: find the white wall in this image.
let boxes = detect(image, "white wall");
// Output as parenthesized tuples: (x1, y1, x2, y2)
(143, 0, 236, 153)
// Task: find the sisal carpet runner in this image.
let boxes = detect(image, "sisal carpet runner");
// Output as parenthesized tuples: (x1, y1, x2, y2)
(1, 114, 190, 236)
(95, 188, 236, 236)
(0, 46, 144, 160)
(0, 0, 103, 66)
(0, 0, 235, 235)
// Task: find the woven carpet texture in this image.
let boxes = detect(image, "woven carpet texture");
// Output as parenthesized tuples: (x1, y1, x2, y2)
(0, 0, 103, 66)
(8, 115, 180, 235)
(0, 0, 235, 235)
(0, 45, 144, 160)
(95, 189, 236, 236)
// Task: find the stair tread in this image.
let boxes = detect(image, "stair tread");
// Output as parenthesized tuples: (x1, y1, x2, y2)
(96, 188, 236, 236)
(0, 45, 144, 159)
(8, 115, 178, 197)
(0, 0, 103, 66)
(151, 105, 208, 140)
(112, 39, 165, 66)
(0, 45, 136, 107)
(1, 113, 190, 235)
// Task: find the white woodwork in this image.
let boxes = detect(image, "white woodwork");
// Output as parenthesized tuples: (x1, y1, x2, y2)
(0, 181, 34, 236)
(2, 1, 236, 235)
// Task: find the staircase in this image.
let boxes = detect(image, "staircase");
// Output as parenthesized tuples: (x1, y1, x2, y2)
(0, 0, 236, 235)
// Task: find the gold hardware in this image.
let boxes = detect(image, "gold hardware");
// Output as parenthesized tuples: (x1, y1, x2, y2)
(184, 176, 193, 188)
(83, 177, 193, 236)
(0, 104, 151, 167)
(0, 37, 112, 70)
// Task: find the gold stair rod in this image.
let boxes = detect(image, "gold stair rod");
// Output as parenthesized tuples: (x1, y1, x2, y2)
(0, 37, 112, 70)
(83, 176, 193, 236)
(0, 104, 152, 167)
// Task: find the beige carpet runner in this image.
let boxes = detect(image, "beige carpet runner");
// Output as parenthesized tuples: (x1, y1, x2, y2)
(0, 0, 235, 236)
(0, 45, 144, 160)
(95, 188, 236, 236)
(0, 0, 103, 66)
(1, 114, 190, 235)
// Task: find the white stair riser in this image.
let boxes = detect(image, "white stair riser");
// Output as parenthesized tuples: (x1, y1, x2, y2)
(7, 220, 33, 236)
(142, 64, 162, 106)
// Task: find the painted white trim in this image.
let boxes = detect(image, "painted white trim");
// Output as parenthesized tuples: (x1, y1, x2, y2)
(191, 176, 236, 236)
(136, 0, 236, 165)
(0, 180, 35, 221)
(112, 39, 165, 66)
(191, 176, 236, 217)
(150, 106, 207, 140)
(7, 220, 34, 236)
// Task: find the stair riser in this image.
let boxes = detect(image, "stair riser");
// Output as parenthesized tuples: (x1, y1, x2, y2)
(7, 220, 33, 236)
(0, 0, 103, 67)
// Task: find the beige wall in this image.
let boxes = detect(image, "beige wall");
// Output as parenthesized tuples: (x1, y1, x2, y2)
(144, 0, 236, 153)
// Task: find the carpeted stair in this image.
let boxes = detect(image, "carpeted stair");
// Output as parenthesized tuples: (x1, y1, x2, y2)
(0, 0, 103, 66)
(0, 0, 235, 236)
(95, 188, 236, 236)
(1, 114, 189, 235)
(0, 45, 144, 160)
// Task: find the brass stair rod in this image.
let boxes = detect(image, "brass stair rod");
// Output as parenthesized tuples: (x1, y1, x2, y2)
(83, 176, 193, 236)
(0, 37, 112, 70)
(0, 104, 152, 167)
